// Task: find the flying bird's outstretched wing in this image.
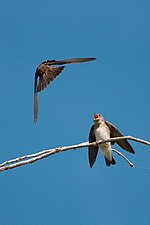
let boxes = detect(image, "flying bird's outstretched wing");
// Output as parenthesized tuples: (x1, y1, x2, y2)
(35, 66, 65, 93)
(43, 57, 96, 66)
(105, 121, 135, 154)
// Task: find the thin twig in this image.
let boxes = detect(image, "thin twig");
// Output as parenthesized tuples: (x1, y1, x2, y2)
(112, 149, 134, 167)
(0, 136, 149, 172)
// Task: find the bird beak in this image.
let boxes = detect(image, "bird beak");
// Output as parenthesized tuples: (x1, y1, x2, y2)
(94, 113, 100, 121)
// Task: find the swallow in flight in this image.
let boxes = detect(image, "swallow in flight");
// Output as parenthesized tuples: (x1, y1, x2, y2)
(34, 57, 96, 123)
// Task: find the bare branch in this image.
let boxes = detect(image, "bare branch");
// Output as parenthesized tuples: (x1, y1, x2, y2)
(112, 149, 134, 167)
(0, 136, 149, 172)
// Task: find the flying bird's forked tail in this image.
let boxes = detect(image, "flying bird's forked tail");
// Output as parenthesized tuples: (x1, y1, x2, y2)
(34, 74, 38, 124)
(34, 91, 38, 124)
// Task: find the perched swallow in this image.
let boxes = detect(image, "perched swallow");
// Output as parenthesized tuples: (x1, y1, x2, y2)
(88, 113, 135, 167)
(34, 57, 96, 123)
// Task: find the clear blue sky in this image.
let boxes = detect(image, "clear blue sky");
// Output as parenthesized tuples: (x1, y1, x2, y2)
(0, 0, 150, 224)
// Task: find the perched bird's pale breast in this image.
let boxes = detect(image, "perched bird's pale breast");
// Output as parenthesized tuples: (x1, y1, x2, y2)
(95, 125, 110, 140)
(95, 125, 112, 160)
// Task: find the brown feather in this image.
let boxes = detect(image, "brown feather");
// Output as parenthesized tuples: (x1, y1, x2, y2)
(34, 91, 38, 124)
(36, 66, 65, 92)
(105, 121, 135, 154)
(105, 156, 116, 166)
(33, 57, 96, 123)
(43, 57, 96, 65)
(88, 125, 99, 167)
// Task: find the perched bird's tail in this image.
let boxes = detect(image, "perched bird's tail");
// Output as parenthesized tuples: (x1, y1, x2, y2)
(105, 156, 116, 166)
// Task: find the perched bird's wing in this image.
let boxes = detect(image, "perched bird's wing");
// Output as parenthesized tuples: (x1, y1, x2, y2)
(105, 121, 135, 154)
(88, 125, 99, 167)
(34, 65, 64, 123)
(43, 57, 96, 65)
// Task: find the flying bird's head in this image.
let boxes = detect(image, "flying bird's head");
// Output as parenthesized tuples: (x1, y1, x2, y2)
(93, 113, 105, 124)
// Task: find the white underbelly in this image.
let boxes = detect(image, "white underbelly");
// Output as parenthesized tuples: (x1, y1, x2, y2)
(95, 127, 112, 160)
(95, 127, 109, 140)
